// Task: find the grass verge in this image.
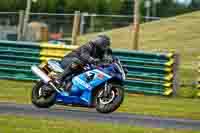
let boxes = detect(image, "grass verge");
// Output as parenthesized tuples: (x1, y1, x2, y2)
(0, 115, 198, 133)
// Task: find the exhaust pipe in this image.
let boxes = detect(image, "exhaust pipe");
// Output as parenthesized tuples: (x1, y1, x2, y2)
(31, 65, 61, 93)
(31, 65, 51, 84)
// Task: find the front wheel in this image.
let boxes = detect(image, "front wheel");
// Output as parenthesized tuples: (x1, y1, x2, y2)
(31, 81, 56, 108)
(94, 84, 124, 114)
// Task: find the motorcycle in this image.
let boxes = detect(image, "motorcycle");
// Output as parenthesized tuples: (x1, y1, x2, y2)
(31, 57, 126, 113)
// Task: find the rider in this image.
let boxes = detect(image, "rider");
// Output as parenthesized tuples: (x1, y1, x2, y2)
(55, 35, 112, 90)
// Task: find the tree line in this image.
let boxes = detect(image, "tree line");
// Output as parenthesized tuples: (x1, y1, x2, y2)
(0, 0, 200, 17)
(0, 0, 122, 14)
(139, 0, 200, 17)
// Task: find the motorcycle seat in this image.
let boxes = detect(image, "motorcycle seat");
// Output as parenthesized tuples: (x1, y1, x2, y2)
(47, 59, 64, 73)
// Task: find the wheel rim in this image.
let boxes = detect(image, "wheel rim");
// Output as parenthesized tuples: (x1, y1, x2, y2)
(98, 90, 115, 105)
(36, 85, 52, 100)
(38, 87, 42, 97)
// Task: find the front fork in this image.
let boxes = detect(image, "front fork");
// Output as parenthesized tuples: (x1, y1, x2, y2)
(103, 82, 112, 97)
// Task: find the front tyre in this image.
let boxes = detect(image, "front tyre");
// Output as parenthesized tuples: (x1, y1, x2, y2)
(31, 81, 56, 108)
(94, 84, 124, 113)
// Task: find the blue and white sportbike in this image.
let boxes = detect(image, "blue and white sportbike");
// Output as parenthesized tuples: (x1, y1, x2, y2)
(31, 57, 126, 113)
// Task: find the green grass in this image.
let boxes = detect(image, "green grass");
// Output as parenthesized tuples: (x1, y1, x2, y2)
(0, 80, 33, 104)
(0, 115, 198, 133)
(120, 94, 200, 119)
(79, 11, 200, 84)
(1, 80, 200, 120)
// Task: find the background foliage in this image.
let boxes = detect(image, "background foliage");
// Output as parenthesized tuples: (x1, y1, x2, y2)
(0, 0, 200, 17)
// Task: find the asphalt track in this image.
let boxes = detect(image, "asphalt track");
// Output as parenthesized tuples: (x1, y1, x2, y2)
(0, 103, 200, 130)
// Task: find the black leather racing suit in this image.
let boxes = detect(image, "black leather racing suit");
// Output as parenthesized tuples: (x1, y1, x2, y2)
(57, 35, 111, 85)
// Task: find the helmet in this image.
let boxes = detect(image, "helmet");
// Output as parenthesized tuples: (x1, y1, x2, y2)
(97, 34, 110, 47)
(91, 35, 111, 51)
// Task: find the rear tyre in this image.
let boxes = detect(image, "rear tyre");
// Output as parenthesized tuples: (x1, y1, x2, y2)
(31, 81, 56, 108)
(94, 84, 124, 113)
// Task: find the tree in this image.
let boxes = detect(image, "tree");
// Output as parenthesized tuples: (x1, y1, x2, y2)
(189, 0, 200, 10)
(32, 0, 59, 12)
(0, 0, 123, 14)
(64, 0, 111, 14)
(32, 0, 48, 12)
(0, 0, 17, 11)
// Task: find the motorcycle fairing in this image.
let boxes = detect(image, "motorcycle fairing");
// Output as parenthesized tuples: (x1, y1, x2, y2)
(56, 69, 112, 106)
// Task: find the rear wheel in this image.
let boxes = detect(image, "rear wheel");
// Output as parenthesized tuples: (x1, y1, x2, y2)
(94, 84, 124, 113)
(31, 81, 56, 108)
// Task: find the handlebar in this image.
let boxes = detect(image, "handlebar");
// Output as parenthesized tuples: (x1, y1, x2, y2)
(84, 56, 121, 70)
